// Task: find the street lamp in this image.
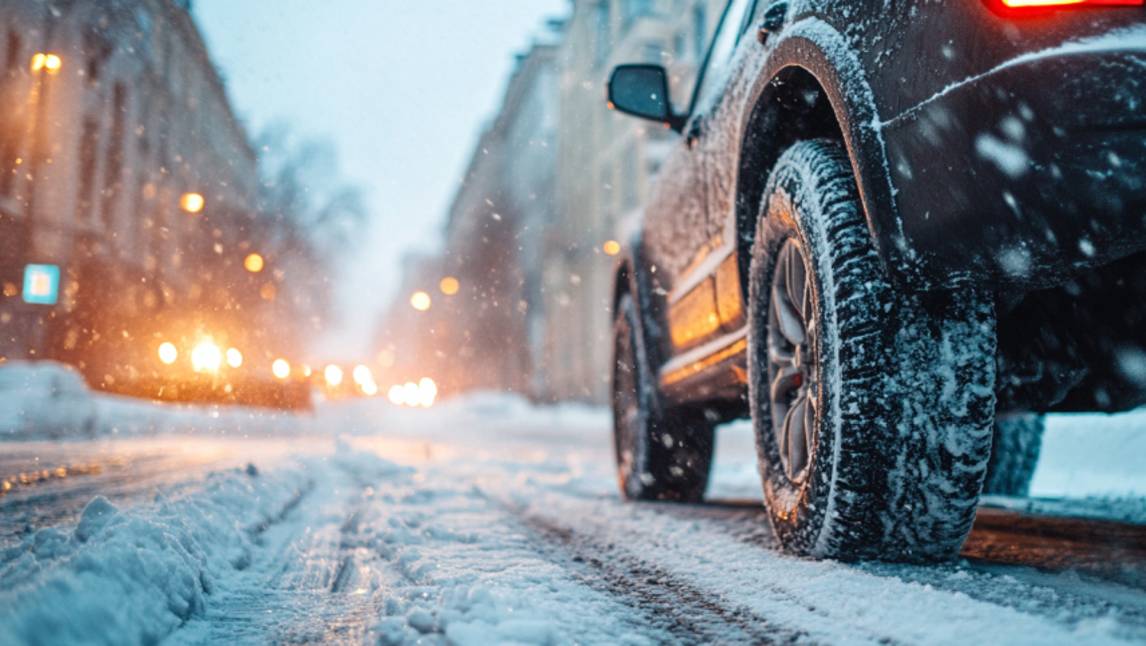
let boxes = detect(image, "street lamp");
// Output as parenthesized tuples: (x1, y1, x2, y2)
(603, 240, 622, 256)
(272, 358, 291, 380)
(324, 364, 344, 387)
(30, 53, 62, 75)
(439, 276, 460, 296)
(179, 192, 205, 214)
(243, 253, 265, 273)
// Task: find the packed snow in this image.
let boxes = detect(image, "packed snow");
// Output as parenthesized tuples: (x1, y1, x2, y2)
(0, 391, 1143, 644)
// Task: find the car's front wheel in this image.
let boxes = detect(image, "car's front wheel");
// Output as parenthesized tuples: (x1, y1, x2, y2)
(748, 139, 997, 561)
(612, 294, 714, 502)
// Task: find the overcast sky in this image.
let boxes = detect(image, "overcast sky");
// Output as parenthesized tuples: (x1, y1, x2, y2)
(194, 0, 566, 359)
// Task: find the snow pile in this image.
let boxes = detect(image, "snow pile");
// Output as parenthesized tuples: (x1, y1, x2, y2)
(0, 461, 312, 644)
(1034, 410, 1146, 498)
(0, 362, 96, 440)
(0, 360, 315, 442)
(91, 395, 314, 440)
(324, 390, 609, 446)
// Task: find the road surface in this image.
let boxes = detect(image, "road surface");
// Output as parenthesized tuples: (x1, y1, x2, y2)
(1, 397, 1144, 644)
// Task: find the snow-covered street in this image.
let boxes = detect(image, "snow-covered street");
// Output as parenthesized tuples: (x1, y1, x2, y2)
(1, 396, 1144, 645)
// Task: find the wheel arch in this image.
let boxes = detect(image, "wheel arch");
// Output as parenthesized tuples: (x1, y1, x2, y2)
(734, 19, 904, 295)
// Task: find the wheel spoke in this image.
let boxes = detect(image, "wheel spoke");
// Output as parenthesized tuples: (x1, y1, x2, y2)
(771, 278, 806, 347)
(802, 395, 815, 471)
(764, 238, 817, 484)
(785, 243, 808, 322)
(770, 364, 801, 404)
(785, 395, 809, 476)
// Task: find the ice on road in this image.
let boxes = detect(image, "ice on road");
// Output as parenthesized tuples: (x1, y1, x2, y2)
(1, 395, 1144, 645)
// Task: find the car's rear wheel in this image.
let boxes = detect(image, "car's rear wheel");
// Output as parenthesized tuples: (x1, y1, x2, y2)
(983, 414, 1045, 497)
(748, 139, 997, 561)
(612, 293, 714, 501)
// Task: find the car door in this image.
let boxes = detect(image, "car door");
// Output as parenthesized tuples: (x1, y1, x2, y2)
(657, 0, 757, 363)
(692, 0, 758, 336)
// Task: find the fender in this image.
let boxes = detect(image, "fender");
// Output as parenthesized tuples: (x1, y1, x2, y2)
(733, 18, 924, 289)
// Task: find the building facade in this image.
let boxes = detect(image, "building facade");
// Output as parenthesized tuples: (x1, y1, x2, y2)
(375, 35, 562, 399)
(544, 0, 718, 402)
(373, 1, 720, 404)
(0, 0, 301, 387)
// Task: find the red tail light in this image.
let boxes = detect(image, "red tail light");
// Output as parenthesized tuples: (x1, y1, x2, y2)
(1000, 0, 1142, 6)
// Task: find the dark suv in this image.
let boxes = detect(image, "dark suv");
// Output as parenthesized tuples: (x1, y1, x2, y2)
(606, 0, 1146, 561)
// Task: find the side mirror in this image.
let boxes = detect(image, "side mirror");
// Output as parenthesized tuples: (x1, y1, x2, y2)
(607, 64, 684, 132)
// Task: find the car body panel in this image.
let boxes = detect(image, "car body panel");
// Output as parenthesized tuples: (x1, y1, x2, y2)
(617, 0, 1146, 411)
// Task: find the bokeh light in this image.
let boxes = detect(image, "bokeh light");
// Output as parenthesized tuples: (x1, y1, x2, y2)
(439, 276, 460, 296)
(272, 358, 291, 380)
(243, 253, 265, 273)
(410, 291, 432, 311)
(158, 342, 178, 365)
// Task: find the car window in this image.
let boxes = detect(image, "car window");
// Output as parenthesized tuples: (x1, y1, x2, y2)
(690, 0, 755, 114)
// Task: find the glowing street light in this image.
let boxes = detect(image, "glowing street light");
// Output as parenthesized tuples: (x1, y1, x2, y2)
(439, 276, 460, 296)
(190, 339, 223, 374)
(352, 364, 374, 386)
(324, 364, 344, 387)
(272, 358, 291, 380)
(243, 253, 265, 273)
(157, 342, 178, 365)
(226, 347, 244, 369)
(602, 240, 622, 256)
(418, 377, 438, 407)
(30, 53, 62, 75)
(410, 290, 432, 312)
(179, 192, 205, 214)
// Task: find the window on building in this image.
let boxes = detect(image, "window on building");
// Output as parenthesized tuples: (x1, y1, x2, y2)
(100, 83, 127, 226)
(76, 118, 100, 219)
(0, 32, 23, 197)
(4, 32, 20, 73)
(83, 31, 112, 86)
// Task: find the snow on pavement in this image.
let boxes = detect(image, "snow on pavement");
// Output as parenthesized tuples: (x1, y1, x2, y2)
(0, 394, 1143, 644)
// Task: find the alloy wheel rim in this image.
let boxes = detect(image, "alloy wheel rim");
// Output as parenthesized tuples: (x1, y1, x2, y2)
(766, 238, 818, 484)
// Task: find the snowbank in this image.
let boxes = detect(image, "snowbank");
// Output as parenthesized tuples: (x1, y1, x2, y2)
(0, 461, 311, 644)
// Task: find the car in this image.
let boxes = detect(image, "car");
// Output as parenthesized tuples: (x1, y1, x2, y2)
(0, 361, 97, 439)
(71, 312, 314, 412)
(605, 0, 1146, 561)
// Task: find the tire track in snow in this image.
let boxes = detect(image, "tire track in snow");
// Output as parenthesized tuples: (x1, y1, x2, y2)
(661, 499, 1146, 636)
(171, 458, 392, 645)
(504, 503, 808, 645)
(495, 486, 1137, 644)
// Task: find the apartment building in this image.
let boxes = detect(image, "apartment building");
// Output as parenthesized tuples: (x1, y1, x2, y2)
(0, 0, 258, 371)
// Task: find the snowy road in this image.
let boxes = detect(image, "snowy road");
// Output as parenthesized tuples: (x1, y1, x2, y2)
(2, 396, 1145, 644)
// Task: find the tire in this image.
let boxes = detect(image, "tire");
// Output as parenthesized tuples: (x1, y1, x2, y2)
(747, 139, 997, 561)
(983, 414, 1045, 497)
(612, 293, 715, 501)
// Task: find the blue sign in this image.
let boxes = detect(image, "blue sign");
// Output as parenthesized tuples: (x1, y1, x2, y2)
(22, 264, 60, 305)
